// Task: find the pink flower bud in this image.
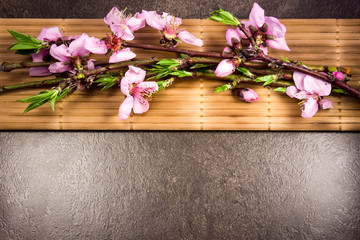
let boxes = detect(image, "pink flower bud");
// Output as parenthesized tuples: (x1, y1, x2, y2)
(214, 59, 239, 77)
(235, 88, 259, 102)
(332, 71, 345, 80)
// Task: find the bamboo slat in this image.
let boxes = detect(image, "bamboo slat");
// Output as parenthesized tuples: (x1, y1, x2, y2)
(0, 19, 359, 130)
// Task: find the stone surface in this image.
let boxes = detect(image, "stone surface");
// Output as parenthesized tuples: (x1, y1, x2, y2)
(1, 0, 360, 239)
(0, 132, 360, 239)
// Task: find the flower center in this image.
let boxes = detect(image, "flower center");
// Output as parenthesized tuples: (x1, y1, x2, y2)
(163, 16, 180, 39)
(106, 33, 123, 52)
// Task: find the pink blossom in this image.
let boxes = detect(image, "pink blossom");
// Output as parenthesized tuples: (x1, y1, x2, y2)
(104, 7, 145, 41)
(49, 33, 107, 73)
(215, 59, 240, 77)
(332, 71, 345, 80)
(105, 33, 136, 63)
(286, 71, 333, 118)
(119, 66, 158, 120)
(236, 88, 259, 102)
(30, 27, 63, 76)
(241, 3, 290, 52)
(142, 11, 203, 47)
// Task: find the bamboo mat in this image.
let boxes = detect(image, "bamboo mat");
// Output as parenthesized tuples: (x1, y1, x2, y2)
(0, 19, 359, 130)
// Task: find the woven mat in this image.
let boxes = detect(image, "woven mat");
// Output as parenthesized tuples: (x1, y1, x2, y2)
(0, 19, 359, 130)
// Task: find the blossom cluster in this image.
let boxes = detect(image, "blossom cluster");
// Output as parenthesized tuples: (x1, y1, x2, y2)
(3, 2, 352, 121)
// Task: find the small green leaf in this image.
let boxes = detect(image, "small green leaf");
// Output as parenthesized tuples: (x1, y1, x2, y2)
(157, 59, 179, 66)
(190, 64, 209, 69)
(273, 87, 287, 93)
(332, 88, 345, 94)
(253, 75, 278, 86)
(156, 78, 175, 91)
(215, 83, 232, 93)
(180, 54, 188, 58)
(50, 97, 56, 111)
(236, 67, 254, 77)
(208, 8, 240, 26)
(23, 98, 50, 114)
(17, 90, 55, 103)
(170, 70, 192, 77)
(281, 57, 291, 63)
(9, 42, 42, 50)
(8, 30, 42, 43)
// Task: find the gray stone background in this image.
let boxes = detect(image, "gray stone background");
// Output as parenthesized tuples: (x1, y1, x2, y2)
(1, 0, 360, 239)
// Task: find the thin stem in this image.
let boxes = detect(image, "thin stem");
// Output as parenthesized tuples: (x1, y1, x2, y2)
(255, 52, 360, 98)
(0, 78, 66, 93)
(193, 71, 292, 87)
(122, 42, 230, 58)
(1, 61, 55, 72)
(238, 24, 257, 48)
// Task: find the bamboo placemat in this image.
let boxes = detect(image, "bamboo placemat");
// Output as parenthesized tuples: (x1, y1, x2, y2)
(0, 19, 359, 130)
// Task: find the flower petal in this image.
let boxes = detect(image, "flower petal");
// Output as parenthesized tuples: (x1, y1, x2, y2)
(85, 37, 107, 54)
(286, 86, 299, 98)
(132, 95, 149, 114)
(31, 49, 49, 62)
(177, 30, 203, 47)
(110, 24, 135, 41)
(49, 44, 70, 62)
(215, 59, 236, 77)
(264, 16, 287, 38)
(319, 99, 333, 109)
(119, 95, 134, 120)
(303, 74, 331, 96)
(249, 3, 265, 28)
(136, 81, 158, 94)
(266, 37, 290, 51)
(293, 71, 306, 91)
(109, 48, 136, 63)
(37, 27, 62, 41)
(225, 28, 240, 46)
(87, 59, 95, 70)
(127, 15, 146, 32)
(126, 65, 146, 83)
(68, 33, 90, 56)
(29, 67, 52, 77)
(104, 7, 122, 25)
(48, 62, 71, 73)
(301, 97, 318, 118)
(144, 10, 166, 30)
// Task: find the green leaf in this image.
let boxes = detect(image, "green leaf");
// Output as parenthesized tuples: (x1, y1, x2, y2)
(50, 97, 56, 111)
(17, 90, 55, 103)
(281, 57, 291, 63)
(15, 49, 38, 55)
(170, 70, 192, 77)
(8, 30, 42, 43)
(157, 59, 179, 66)
(23, 98, 51, 114)
(273, 87, 287, 93)
(9, 42, 42, 50)
(208, 8, 240, 26)
(215, 83, 232, 93)
(332, 88, 345, 94)
(190, 64, 209, 69)
(236, 67, 254, 77)
(94, 77, 119, 91)
(254, 75, 278, 86)
(180, 54, 188, 58)
(156, 78, 175, 91)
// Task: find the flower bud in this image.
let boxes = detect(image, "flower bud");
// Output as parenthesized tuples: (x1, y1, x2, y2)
(332, 71, 345, 81)
(259, 23, 268, 33)
(249, 25, 258, 35)
(235, 88, 259, 102)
